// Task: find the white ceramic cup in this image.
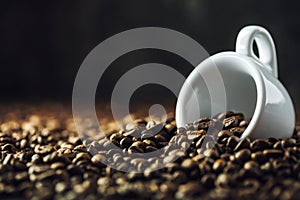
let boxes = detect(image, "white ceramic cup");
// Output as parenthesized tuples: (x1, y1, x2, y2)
(176, 25, 295, 139)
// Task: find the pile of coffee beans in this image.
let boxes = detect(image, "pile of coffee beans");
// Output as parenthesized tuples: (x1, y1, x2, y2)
(0, 106, 300, 200)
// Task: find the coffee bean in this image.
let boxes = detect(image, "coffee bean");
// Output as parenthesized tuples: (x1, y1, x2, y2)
(193, 118, 213, 130)
(234, 137, 250, 152)
(251, 151, 267, 164)
(282, 138, 296, 148)
(50, 162, 65, 170)
(171, 171, 188, 184)
(273, 141, 284, 150)
(145, 146, 158, 152)
(131, 141, 145, 150)
(263, 149, 283, 159)
(250, 139, 270, 152)
(176, 182, 204, 198)
(181, 158, 198, 171)
(267, 137, 279, 146)
(216, 173, 236, 187)
(128, 146, 144, 153)
(160, 182, 177, 194)
(2, 143, 16, 153)
(3, 154, 14, 165)
(201, 173, 216, 188)
(244, 160, 259, 171)
(143, 139, 156, 147)
(240, 179, 259, 195)
(214, 111, 235, 120)
(203, 149, 219, 159)
(229, 127, 246, 137)
(235, 149, 251, 164)
(223, 116, 239, 129)
(140, 132, 154, 140)
(213, 159, 226, 173)
(226, 135, 239, 149)
(217, 130, 232, 143)
(239, 119, 250, 127)
(164, 124, 176, 134)
(223, 162, 240, 173)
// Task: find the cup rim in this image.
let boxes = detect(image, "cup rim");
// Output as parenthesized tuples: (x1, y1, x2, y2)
(213, 52, 266, 139)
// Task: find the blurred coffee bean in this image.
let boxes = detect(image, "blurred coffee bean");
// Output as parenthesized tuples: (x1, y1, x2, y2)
(239, 119, 250, 127)
(250, 139, 270, 152)
(226, 135, 239, 149)
(223, 116, 239, 129)
(216, 173, 236, 187)
(234, 137, 250, 152)
(213, 159, 226, 173)
(235, 149, 251, 164)
(251, 151, 268, 164)
(176, 182, 204, 199)
(214, 111, 235, 120)
(263, 149, 283, 159)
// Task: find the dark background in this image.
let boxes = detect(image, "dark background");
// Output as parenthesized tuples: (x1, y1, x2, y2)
(0, 0, 299, 116)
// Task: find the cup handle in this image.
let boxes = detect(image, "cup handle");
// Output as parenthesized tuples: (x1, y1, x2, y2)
(236, 25, 278, 78)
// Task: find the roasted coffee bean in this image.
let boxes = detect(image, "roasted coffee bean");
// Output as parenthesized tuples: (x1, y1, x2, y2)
(229, 127, 245, 137)
(193, 118, 213, 130)
(128, 145, 144, 153)
(164, 123, 176, 134)
(273, 141, 284, 150)
(244, 160, 259, 171)
(143, 139, 156, 147)
(214, 111, 235, 120)
(213, 159, 226, 173)
(215, 173, 236, 187)
(217, 130, 232, 143)
(267, 137, 279, 146)
(251, 151, 268, 164)
(131, 141, 145, 150)
(250, 139, 270, 152)
(234, 149, 251, 164)
(140, 132, 154, 140)
(160, 182, 177, 194)
(181, 158, 198, 171)
(201, 173, 216, 188)
(176, 182, 204, 198)
(282, 138, 296, 148)
(226, 135, 239, 149)
(171, 171, 188, 184)
(239, 119, 250, 127)
(223, 116, 239, 128)
(73, 144, 88, 152)
(109, 133, 123, 143)
(234, 137, 250, 152)
(203, 149, 219, 159)
(2, 143, 16, 153)
(145, 146, 158, 152)
(118, 136, 133, 149)
(223, 162, 240, 173)
(240, 179, 260, 195)
(220, 153, 231, 161)
(263, 149, 283, 159)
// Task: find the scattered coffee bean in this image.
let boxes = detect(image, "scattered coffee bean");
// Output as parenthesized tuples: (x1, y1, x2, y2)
(250, 139, 270, 152)
(235, 149, 251, 164)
